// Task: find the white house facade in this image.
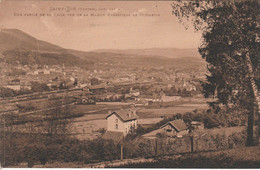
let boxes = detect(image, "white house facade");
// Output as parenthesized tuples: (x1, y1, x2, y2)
(106, 109, 138, 136)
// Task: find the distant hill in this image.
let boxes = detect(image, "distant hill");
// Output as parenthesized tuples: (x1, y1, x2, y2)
(91, 48, 201, 59)
(68, 48, 205, 71)
(0, 29, 205, 69)
(0, 29, 66, 53)
(0, 29, 94, 67)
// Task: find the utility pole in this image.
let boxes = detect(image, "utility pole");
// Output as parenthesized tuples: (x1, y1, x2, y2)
(155, 139, 158, 157)
(3, 114, 5, 167)
(120, 143, 123, 161)
(190, 135, 194, 153)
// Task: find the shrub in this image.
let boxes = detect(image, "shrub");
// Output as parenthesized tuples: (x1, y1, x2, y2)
(203, 114, 220, 129)
(156, 133, 166, 139)
(137, 140, 154, 158)
(183, 112, 194, 124)
(0, 87, 16, 97)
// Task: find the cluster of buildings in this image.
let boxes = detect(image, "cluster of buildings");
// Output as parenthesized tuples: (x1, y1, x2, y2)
(3, 79, 32, 91)
(1, 64, 85, 91)
(1, 58, 205, 101)
(102, 109, 204, 141)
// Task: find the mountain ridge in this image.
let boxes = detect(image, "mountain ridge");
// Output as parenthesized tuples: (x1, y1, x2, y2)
(0, 29, 66, 53)
(0, 29, 205, 69)
(91, 47, 201, 59)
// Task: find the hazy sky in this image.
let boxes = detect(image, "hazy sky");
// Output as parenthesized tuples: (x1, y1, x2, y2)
(0, 1, 202, 51)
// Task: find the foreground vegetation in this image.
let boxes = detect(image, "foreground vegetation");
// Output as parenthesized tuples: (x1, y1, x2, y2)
(0, 96, 258, 168)
(1, 125, 258, 168)
(135, 107, 249, 137)
(111, 146, 260, 168)
(2, 130, 258, 168)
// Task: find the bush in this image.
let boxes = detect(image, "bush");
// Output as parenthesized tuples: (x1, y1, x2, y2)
(156, 133, 166, 139)
(31, 81, 50, 92)
(203, 114, 220, 129)
(0, 87, 16, 97)
(136, 140, 154, 158)
(230, 131, 247, 147)
(183, 112, 194, 124)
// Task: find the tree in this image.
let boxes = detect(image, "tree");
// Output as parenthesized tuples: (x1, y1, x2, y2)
(31, 81, 50, 92)
(73, 78, 78, 86)
(59, 81, 65, 89)
(0, 87, 16, 97)
(172, 0, 259, 146)
(41, 100, 72, 136)
(203, 114, 220, 129)
(90, 78, 101, 85)
(169, 86, 177, 96)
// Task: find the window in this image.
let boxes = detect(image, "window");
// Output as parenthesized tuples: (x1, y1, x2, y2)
(166, 129, 172, 132)
(115, 124, 118, 129)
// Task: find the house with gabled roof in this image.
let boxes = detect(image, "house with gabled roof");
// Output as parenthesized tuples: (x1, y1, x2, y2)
(160, 119, 188, 138)
(105, 109, 138, 137)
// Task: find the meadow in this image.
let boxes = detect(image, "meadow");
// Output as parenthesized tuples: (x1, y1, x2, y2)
(2, 97, 210, 141)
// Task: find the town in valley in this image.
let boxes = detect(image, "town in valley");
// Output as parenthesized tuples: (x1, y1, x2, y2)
(0, 0, 259, 168)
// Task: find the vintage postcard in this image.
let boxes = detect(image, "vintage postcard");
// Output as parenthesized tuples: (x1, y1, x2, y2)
(0, 0, 259, 168)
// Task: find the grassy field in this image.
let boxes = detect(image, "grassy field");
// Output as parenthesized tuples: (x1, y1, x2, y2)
(5, 97, 209, 140)
(72, 104, 130, 117)
(70, 119, 107, 140)
(69, 98, 209, 140)
(69, 99, 206, 140)
(112, 146, 260, 168)
(137, 117, 164, 125)
(137, 97, 209, 118)
(137, 105, 207, 118)
(193, 125, 250, 136)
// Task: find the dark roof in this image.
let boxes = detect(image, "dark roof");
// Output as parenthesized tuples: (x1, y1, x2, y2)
(106, 109, 138, 122)
(161, 119, 187, 132)
(102, 131, 124, 142)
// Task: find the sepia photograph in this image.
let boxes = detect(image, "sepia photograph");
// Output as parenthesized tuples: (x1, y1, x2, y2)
(0, 0, 259, 168)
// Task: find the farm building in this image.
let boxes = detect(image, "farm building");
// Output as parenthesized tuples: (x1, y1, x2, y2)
(4, 80, 21, 91)
(4, 83, 21, 91)
(105, 109, 138, 136)
(160, 119, 189, 138)
(88, 83, 107, 94)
